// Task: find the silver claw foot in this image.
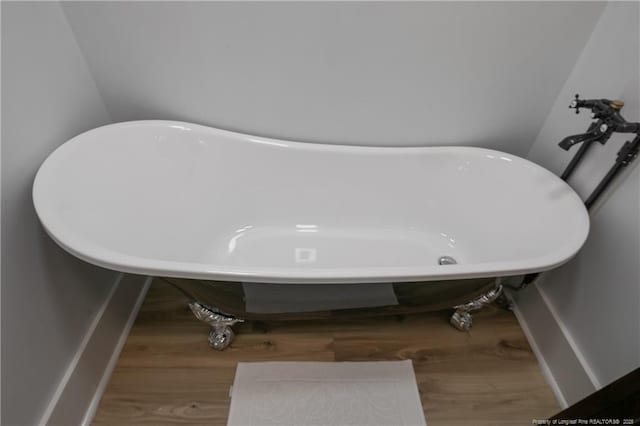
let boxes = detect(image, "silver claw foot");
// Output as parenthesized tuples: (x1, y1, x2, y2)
(450, 282, 503, 331)
(208, 326, 235, 350)
(450, 310, 473, 331)
(188, 301, 243, 350)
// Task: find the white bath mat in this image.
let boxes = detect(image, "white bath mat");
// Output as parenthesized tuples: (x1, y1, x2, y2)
(227, 360, 427, 426)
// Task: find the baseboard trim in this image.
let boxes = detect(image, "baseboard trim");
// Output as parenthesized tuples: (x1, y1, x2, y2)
(536, 285, 602, 390)
(37, 272, 125, 425)
(510, 293, 568, 409)
(81, 275, 152, 425)
(39, 273, 151, 426)
(509, 279, 598, 407)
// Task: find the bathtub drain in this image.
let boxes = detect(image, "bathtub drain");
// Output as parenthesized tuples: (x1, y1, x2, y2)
(438, 256, 457, 265)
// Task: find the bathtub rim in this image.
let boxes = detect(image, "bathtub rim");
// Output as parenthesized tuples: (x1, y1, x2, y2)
(32, 120, 590, 284)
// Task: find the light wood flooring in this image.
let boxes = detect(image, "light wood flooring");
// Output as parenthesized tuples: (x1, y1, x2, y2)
(93, 279, 559, 425)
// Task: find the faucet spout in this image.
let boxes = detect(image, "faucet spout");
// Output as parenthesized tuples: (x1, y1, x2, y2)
(558, 132, 600, 151)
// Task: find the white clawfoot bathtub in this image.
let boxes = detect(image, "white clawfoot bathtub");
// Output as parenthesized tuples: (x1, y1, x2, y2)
(33, 121, 589, 348)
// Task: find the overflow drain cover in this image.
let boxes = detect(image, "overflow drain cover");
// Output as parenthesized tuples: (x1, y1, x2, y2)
(438, 256, 457, 265)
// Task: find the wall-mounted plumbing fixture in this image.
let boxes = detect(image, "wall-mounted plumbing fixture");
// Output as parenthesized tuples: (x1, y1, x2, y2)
(558, 94, 640, 209)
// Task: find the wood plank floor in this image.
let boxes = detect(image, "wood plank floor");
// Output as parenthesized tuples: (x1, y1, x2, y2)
(93, 279, 559, 425)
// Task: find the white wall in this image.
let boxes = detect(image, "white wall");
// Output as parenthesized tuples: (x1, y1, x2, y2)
(514, 1, 640, 406)
(1, 3, 119, 425)
(62, 1, 604, 156)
